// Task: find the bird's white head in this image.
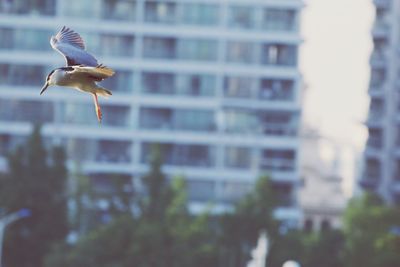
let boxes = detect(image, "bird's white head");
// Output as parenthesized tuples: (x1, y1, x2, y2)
(40, 68, 64, 95)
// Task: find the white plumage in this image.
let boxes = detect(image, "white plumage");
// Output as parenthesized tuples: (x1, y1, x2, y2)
(41, 26, 115, 123)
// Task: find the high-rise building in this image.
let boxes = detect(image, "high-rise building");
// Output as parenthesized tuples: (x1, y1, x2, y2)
(0, 0, 303, 225)
(362, 0, 400, 204)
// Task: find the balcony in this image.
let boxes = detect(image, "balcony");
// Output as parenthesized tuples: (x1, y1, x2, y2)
(372, 21, 390, 37)
(374, 0, 391, 9)
(366, 111, 384, 127)
(0, 0, 56, 16)
(360, 167, 380, 190)
(370, 51, 386, 68)
(260, 158, 295, 172)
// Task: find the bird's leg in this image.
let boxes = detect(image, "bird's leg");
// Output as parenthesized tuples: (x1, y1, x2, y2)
(92, 93, 102, 123)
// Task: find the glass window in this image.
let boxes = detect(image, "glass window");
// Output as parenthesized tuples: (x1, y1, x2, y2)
(177, 39, 217, 61)
(141, 143, 216, 167)
(0, 64, 46, 86)
(0, 0, 55, 16)
(260, 149, 295, 171)
(63, 0, 102, 18)
(224, 76, 257, 98)
(102, 0, 136, 21)
(100, 70, 133, 93)
(228, 6, 255, 29)
(141, 72, 174, 94)
(180, 3, 219, 26)
(0, 28, 13, 49)
(224, 109, 259, 134)
(0, 99, 53, 123)
(226, 41, 255, 64)
(143, 37, 176, 59)
(259, 112, 296, 136)
(140, 108, 172, 129)
(140, 107, 215, 132)
(261, 44, 297, 66)
(96, 140, 131, 163)
(263, 8, 296, 31)
(84, 33, 134, 57)
(62, 103, 130, 127)
(145, 1, 176, 24)
(176, 74, 216, 96)
(225, 146, 251, 169)
(259, 79, 294, 100)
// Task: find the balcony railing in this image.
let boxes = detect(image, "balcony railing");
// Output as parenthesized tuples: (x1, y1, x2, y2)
(260, 159, 295, 172)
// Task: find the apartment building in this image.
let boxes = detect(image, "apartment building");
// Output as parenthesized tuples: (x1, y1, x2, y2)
(0, 0, 304, 225)
(362, 0, 400, 204)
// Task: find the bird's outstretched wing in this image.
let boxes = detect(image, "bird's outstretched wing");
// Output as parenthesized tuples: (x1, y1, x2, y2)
(50, 26, 98, 67)
(68, 64, 115, 81)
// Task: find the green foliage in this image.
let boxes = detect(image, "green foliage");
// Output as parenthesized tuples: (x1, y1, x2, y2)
(266, 229, 344, 267)
(343, 193, 400, 267)
(45, 145, 218, 267)
(0, 125, 68, 267)
(219, 176, 278, 267)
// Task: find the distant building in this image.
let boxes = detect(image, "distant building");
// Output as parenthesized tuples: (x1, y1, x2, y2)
(361, 0, 400, 204)
(299, 128, 347, 231)
(0, 0, 304, 225)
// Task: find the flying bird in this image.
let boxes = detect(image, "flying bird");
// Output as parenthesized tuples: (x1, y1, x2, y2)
(40, 26, 115, 123)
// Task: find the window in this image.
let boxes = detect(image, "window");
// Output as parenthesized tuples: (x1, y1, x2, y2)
(259, 112, 296, 136)
(226, 41, 255, 64)
(224, 109, 259, 134)
(178, 39, 217, 61)
(0, 99, 53, 123)
(0, 64, 46, 86)
(143, 37, 176, 59)
(141, 143, 216, 167)
(225, 146, 251, 169)
(228, 6, 255, 29)
(102, 0, 136, 21)
(259, 79, 294, 100)
(0, 0, 55, 15)
(63, 0, 101, 18)
(97, 140, 131, 163)
(181, 3, 219, 26)
(84, 33, 134, 57)
(0, 28, 13, 49)
(262, 44, 297, 66)
(263, 8, 296, 31)
(145, 1, 176, 24)
(260, 149, 296, 171)
(176, 74, 216, 96)
(224, 76, 257, 98)
(101, 71, 133, 93)
(141, 72, 174, 94)
(140, 107, 215, 132)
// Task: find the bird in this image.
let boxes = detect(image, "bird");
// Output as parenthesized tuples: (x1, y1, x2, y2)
(40, 26, 115, 123)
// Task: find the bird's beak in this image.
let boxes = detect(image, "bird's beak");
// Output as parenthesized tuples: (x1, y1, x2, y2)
(40, 83, 49, 95)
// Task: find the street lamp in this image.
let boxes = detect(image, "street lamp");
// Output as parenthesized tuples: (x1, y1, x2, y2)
(0, 209, 31, 267)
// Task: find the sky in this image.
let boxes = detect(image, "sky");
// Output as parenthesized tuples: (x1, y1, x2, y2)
(300, 0, 375, 194)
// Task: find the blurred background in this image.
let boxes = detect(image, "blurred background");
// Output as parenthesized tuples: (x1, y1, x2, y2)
(0, 0, 399, 267)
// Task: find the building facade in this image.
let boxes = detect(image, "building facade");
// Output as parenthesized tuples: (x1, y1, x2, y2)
(300, 128, 347, 231)
(0, 0, 303, 224)
(362, 0, 400, 204)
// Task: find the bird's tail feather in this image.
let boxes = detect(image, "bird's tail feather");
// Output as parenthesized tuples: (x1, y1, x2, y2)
(95, 87, 112, 98)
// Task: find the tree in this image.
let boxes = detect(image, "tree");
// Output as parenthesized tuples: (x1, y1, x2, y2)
(0, 125, 68, 267)
(44, 144, 218, 267)
(343, 193, 400, 267)
(219, 176, 278, 267)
